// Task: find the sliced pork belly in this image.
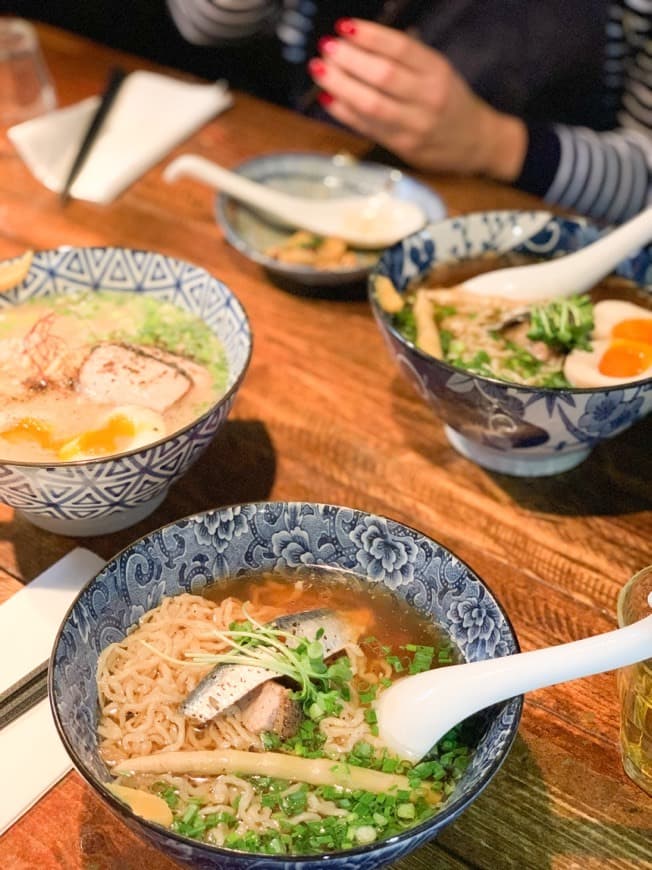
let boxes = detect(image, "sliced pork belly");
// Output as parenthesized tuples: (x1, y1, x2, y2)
(78, 343, 192, 413)
(240, 681, 302, 739)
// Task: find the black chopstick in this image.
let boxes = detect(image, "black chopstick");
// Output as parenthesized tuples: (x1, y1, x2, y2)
(297, 0, 413, 113)
(59, 66, 127, 205)
(0, 659, 49, 732)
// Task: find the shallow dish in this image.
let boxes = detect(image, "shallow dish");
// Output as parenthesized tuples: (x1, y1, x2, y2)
(369, 211, 652, 477)
(0, 247, 252, 535)
(215, 152, 446, 290)
(51, 501, 521, 869)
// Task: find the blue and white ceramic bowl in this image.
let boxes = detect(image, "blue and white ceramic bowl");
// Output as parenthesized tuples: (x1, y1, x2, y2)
(0, 247, 252, 535)
(369, 211, 652, 477)
(215, 152, 446, 289)
(50, 501, 521, 870)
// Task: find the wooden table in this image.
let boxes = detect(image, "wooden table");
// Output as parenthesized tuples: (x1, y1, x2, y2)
(1, 23, 651, 870)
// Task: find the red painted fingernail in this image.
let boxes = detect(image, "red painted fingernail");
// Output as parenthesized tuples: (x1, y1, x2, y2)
(318, 92, 334, 106)
(308, 58, 327, 78)
(335, 18, 356, 36)
(318, 36, 338, 55)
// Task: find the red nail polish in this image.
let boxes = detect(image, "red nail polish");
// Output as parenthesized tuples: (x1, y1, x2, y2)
(335, 18, 356, 36)
(318, 92, 334, 106)
(317, 36, 337, 55)
(308, 58, 327, 78)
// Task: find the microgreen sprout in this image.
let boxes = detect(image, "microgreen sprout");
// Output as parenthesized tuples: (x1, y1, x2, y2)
(182, 606, 352, 719)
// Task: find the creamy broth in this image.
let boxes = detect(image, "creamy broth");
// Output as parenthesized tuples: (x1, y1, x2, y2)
(0, 290, 228, 461)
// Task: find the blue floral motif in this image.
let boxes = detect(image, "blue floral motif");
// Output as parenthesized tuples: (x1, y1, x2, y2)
(350, 515, 418, 588)
(51, 501, 521, 870)
(271, 527, 317, 567)
(447, 595, 506, 658)
(125, 580, 168, 626)
(70, 604, 94, 646)
(385, 231, 436, 290)
(437, 554, 468, 593)
(524, 389, 577, 416)
(577, 390, 645, 437)
(196, 506, 249, 553)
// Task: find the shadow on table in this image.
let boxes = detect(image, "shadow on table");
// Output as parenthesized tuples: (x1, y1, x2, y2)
(487, 414, 652, 518)
(4, 418, 277, 579)
(263, 269, 368, 302)
(388, 371, 651, 518)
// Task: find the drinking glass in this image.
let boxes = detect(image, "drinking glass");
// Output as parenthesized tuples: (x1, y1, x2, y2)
(0, 18, 56, 126)
(617, 564, 652, 795)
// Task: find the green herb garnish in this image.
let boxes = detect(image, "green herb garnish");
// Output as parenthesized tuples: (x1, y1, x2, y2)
(184, 609, 352, 720)
(392, 307, 417, 343)
(527, 294, 594, 352)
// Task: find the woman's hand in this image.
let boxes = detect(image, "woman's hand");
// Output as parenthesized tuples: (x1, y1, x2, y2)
(308, 18, 527, 181)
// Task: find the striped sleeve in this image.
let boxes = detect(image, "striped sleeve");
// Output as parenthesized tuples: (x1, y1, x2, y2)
(516, 124, 651, 224)
(166, 0, 280, 45)
(515, 0, 652, 224)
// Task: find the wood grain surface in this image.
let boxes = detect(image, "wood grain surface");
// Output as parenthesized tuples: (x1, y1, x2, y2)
(0, 23, 650, 870)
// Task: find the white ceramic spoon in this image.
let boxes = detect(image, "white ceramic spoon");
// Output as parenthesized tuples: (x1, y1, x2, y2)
(375, 592, 652, 763)
(461, 207, 652, 302)
(163, 154, 427, 249)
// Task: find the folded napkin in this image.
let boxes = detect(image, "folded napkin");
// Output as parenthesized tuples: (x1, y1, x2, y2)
(7, 70, 233, 203)
(0, 548, 105, 834)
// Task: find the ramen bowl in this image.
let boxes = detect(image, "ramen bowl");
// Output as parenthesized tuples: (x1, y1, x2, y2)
(369, 211, 652, 477)
(0, 247, 252, 535)
(51, 501, 521, 869)
(215, 152, 446, 294)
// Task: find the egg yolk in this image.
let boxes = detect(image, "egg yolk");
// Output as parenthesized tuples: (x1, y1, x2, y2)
(599, 338, 652, 378)
(0, 410, 162, 460)
(598, 318, 652, 378)
(0, 417, 57, 449)
(57, 414, 137, 460)
(611, 318, 652, 345)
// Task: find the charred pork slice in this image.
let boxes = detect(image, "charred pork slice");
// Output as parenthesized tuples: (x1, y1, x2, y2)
(240, 681, 302, 739)
(78, 343, 192, 413)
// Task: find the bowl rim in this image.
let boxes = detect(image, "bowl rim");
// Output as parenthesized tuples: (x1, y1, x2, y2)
(49, 499, 523, 864)
(0, 244, 254, 468)
(214, 150, 446, 278)
(368, 209, 652, 395)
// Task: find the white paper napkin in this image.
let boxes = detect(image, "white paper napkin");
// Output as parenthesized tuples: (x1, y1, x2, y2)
(0, 547, 105, 834)
(7, 70, 233, 203)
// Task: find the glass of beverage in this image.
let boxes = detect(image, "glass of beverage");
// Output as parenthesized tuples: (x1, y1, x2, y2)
(617, 564, 652, 795)
(0, 18, 56, 127)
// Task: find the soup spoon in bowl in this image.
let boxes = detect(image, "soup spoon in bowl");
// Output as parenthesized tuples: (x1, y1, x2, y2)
(460, 207, 652, 302)
(375, 592, 652, 763)
(163, 154, 427, 249)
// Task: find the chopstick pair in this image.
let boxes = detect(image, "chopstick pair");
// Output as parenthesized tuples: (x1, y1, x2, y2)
(0, 659, 49, 732)
(297, 0, 413, 113)
(59, 66, 127, 205)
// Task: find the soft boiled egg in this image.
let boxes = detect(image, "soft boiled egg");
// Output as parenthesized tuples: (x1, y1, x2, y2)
(563, 300, 652, 388)
(57, 406, 166, 461)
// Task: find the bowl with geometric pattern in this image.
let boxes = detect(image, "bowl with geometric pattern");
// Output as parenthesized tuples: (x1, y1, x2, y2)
(369, 211, 652, 477)
(0, 247, 252, 535)
(50, 501, 521, 868)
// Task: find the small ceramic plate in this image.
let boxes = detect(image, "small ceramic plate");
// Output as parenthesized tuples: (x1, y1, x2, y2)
(214, 152, 446, 291)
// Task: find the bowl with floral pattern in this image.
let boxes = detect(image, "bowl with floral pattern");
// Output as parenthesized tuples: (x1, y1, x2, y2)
(50, 501, 521, 869)
(369, 211, 652, 477)
(0, 247, 252, 535)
